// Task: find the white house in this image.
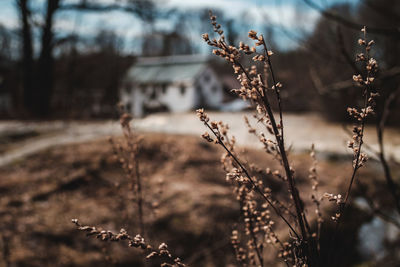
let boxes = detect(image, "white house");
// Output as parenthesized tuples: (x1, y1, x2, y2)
(120, 55, 238, 117)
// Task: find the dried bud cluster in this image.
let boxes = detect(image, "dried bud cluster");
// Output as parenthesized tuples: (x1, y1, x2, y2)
(231, 229, 247, 265)
(345, 27, 379, 180)
(323, 193, 343, 222)
(196, 108, 209, 122)
(202, 11, 279, 113)
(309, 145, 323, 243)
(244, 115, 279, 158)
(323, 193, 343, 205)
(201, 132, 213, 143)
(197, 107, 299, 265)
(200, 11, 318, 266)
(332, 28, 380, 222)
(72, 219, 186, 267)
(197, 109, 231, 146)
(200, 109, 306, 265)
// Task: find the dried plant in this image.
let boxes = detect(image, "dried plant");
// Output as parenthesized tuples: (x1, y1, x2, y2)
(199, 12, 382, 266)
(340, 27, 379, 213)
(328, 26, 400, 229)
(200, 11, 322, 266)
(108, 109, 145, 236)
(72, 108, 178, 266)
(318, 27, 379, 226)
(322, 29, 381, 263)
(308, 145, 322, 253)
(72, 219, 186, 267)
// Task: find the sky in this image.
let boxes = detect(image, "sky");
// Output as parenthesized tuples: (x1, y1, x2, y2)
(0, 0, 360, 54)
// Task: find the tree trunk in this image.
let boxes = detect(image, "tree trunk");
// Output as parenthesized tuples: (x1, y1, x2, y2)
(34, 0, 60, 117)
(17, 0, 34, 115)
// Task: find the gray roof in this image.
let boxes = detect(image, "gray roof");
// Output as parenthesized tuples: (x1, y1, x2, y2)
(126, 55, 209, 84)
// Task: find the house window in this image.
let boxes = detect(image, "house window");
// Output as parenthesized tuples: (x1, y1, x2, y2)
(150, 86, 157, 99)
(139, 84, 146, 94)
(162, 84, 167, 94)
(180, 85, 186, 95)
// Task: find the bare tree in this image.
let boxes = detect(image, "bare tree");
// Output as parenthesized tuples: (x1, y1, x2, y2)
(15, 0, 157, 117)
(16, 0, 34, 114)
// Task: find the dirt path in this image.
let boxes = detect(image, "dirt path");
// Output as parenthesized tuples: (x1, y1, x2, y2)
(0, 112, 399, 167)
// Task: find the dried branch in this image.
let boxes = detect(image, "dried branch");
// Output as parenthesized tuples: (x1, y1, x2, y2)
(201, 11, 319, 265)
(71, 219, 186, 267)
(302, 0, 400, 38)
(109, 111, 145, 237)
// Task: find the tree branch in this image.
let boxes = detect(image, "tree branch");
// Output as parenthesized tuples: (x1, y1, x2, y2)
(302, 0, 400, 38)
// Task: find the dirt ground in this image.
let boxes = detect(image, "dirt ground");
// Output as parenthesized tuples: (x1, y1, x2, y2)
(0, 131, 398, 267)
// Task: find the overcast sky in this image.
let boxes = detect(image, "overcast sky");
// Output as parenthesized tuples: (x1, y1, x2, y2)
(0, 0, 359, 53)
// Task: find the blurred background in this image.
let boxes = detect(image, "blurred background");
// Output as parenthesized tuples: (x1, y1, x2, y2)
(0, 0, 400, 266)
(0, 0, 398, 121)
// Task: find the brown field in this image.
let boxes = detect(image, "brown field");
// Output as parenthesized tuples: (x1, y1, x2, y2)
(0, 133, 398, 266)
